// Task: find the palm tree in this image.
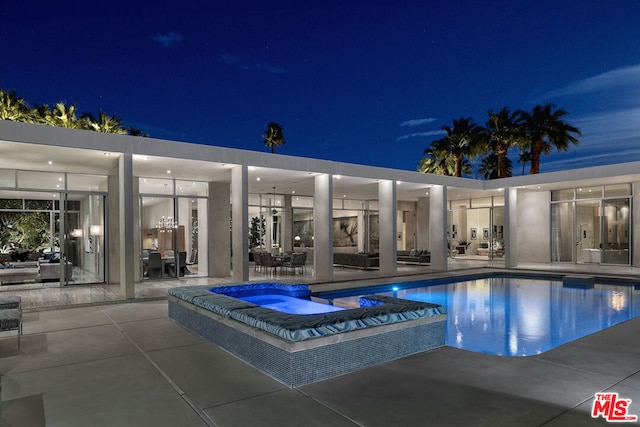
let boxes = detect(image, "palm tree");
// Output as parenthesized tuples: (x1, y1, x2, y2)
(517, 148, 532, 175)
(479, 152, 512, 180)
(35, 102, 79, 128)
(485, 107, 523, 178)
(80, 112, 127, 134)
(418, 141, 451, 175)
(519, 104, 581, 174)
(438, 117, 486, 177)
(419, 138, 473, 176)
(0, 89, 31, 121)
(262, 122, 286, 153)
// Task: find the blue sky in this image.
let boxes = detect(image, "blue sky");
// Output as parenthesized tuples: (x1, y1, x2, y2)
(2, 1, 639, 174)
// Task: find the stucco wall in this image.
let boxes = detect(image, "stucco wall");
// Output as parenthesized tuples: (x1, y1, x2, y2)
(517, 191, 550, 263)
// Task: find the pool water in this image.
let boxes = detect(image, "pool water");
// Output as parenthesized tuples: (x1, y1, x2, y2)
(239, 294, 345, 315)
(331, 277, 640, 356)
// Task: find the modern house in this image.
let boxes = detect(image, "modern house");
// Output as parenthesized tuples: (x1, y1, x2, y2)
(0, 120, 638, 300)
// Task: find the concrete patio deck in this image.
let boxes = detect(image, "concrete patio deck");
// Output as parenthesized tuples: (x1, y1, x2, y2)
(0, 295, 638, 426)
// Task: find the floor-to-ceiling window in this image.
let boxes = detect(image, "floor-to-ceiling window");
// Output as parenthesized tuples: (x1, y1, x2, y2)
(139, 178, 208, 280)
(332, 198, 378, 254)
(448, 195, 504, 263)
(0, 169, 107, 286)
(551, 184, 631, 265)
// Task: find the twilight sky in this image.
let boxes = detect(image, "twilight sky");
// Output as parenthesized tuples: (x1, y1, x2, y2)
(2, 0, 640, 175)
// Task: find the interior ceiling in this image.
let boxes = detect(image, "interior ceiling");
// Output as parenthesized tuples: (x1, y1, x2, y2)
(1, 140, 639, 202)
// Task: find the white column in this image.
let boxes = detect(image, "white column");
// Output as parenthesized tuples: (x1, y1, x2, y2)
(314, 174, 333, 282)
(119, 153, 135, 299)
(283, 194, 293, 253)
(417, 197, 430, 251)
(505, 187, 518, 268)
(429, 185, 448, 270)
(209, 182, 230, 277)
(232, 165, 249, 281)
(378, 180, 397, 275)
(197, 198, 208, 276)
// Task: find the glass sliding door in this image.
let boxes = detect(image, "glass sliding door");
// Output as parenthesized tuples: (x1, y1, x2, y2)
(63, 194, 106, 285)
(551, 202, 574, 262)
(602, 198, 630, 265)
(491, 206, 505, 262)
(141, 196, 176, 279)
(575, 200, 600, 264)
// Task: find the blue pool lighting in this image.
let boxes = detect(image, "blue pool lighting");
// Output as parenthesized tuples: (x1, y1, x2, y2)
(319, 275, 640, 356)
(238, 294, 344, 315)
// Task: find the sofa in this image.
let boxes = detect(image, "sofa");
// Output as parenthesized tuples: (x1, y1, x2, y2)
(0, 266, 40, 284)
(0, 260, 73, 285)
(39, 261, 73, 282)
(476, 243, 505, 258)
(397, 250, 431, 264)
(333, 252, 379, 270)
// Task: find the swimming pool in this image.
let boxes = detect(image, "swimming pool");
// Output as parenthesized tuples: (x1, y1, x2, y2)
(321, 276, 640, 356)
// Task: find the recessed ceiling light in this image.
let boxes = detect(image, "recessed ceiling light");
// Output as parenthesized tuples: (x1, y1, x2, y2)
(48, 160, 53, 165)
(397, 181, 402, 185)
(167, 170, 171, 174)
(256, 177, 261, 181)
(292, 190, 295, 194)
(335, 175, 341, 179)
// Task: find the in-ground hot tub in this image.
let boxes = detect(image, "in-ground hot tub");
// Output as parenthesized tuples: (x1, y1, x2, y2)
(168, 283, 446, 387)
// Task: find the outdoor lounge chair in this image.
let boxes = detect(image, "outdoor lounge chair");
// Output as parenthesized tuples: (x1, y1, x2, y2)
(0, 296, 22, 348)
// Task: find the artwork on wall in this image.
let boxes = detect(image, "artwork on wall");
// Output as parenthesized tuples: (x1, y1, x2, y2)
(333, 217, 358, 247)
(471, 228, 477, 240)
(483, 228, 489, 240)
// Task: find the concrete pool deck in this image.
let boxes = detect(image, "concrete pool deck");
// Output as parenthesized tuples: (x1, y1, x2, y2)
(0, 298, 639, 425)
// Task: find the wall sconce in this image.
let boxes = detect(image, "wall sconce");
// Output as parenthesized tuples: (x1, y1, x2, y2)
(70, 229, 83, 238)
(90, 225, 103, 236)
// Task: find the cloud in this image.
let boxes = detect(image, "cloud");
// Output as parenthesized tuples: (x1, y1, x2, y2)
(531, 64, 640, 172)
(396, 130, 445, 142)
(542, 64, 640, 99)
(400, 118, 437, 127)
(153, 32, 184, 48)
(220, 54, 285, 74)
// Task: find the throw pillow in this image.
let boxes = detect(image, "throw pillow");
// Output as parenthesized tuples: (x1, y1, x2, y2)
(409, 249, 416, 256)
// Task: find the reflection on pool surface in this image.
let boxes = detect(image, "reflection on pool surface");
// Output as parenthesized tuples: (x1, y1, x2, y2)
(327, 277, 640, 356)
(238, 294, 345, 315)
